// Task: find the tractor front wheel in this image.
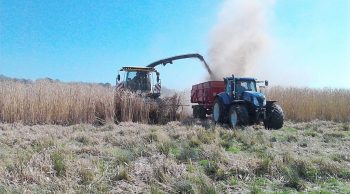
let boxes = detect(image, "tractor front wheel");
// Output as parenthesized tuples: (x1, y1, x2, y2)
(264, 103, 284, 130)
(212, 99, 225, 124)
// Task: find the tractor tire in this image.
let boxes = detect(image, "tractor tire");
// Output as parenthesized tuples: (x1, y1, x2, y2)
(212, 98, 225, 124)
(264, 103, 284, 130)
(236, 105, 249, 126)
(193, 105, 206, 119)
(228, 105, 238, 128)
(193, 106, 199, 118)
(198, 106, 207, 119)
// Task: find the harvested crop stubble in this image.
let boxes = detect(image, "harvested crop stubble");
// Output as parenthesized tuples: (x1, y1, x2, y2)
(266, 87, 350, 122)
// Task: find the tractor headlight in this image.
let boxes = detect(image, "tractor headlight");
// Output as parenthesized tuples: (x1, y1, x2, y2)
(253, 97, 259, 106)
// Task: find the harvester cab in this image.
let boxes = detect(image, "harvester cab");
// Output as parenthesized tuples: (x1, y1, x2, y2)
(116, 67, 161, 98)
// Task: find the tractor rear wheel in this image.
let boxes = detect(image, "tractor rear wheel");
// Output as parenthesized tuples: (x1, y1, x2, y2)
(228, 105, 238, 128)
(264, 103, 284, 129)
(236, 105, 249, 126)
(212, 98, 225, 124)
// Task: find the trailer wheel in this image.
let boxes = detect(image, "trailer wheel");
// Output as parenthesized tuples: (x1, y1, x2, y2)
(264, 103, 284, 130)
(193, 105, 206, 119)
(192, 106, 199, 118)
(236, 105, 249, 126)
(229, 105, 238, 128)
(212, 99, 225, 123)
(198, 106, 207, 119)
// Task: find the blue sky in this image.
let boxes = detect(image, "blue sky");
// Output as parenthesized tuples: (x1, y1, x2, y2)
(0, 0, 349, 89)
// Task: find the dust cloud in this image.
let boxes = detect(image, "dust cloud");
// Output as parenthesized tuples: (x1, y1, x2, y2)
(207, 0, 274, 80)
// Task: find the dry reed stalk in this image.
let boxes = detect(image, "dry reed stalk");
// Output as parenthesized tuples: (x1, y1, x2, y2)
(0, 80, 184, 125)
(266, 86, 350, 122)
(0, 80, 115, 125)
(3, 79, 347, 124)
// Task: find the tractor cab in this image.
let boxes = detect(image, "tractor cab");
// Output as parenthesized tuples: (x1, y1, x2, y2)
(224, 77, 259, 98)
(224, 76, 269, 101)
(116, 67, 161, 98)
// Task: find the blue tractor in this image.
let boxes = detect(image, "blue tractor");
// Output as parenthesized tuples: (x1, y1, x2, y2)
(212, 75, 284, 129)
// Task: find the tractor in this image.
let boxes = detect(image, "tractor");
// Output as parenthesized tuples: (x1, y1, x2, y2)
(191, 75, 284, 129)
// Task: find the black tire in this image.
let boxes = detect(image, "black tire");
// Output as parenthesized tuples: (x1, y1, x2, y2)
(228, 105, 238, 128)
(193, 105, 206, 119)
(192, 106, 199, 118)
(212, 98, 225, 123)
(264, 103, 284, 130)
(198, 106, 207, 119)
(236, 105, 249, 126)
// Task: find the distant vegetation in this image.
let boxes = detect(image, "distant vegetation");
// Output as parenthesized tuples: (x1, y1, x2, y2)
(0, 77, 349, 125)
(267, 87, 350, 122)
(0, 78, 182, 125)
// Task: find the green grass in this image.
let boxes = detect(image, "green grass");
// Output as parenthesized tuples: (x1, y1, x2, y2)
(226, 145, 241, 154)
(51, 150, 66, 177)
(1, 122, 350, 193)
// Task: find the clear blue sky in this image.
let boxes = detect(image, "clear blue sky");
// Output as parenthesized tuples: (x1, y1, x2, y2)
(1, 0, 349, 89)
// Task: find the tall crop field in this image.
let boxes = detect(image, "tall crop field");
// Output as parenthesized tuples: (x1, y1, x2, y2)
(266, 87, 350, 122)
(0, 79, 182, 125)
(0, 79, 115, 125)
(0, 79, 349, 124)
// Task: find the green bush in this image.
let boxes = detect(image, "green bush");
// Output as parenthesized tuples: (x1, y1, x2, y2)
(79, 168, 95, 185)
(157, 141, 172, 156)
(51, 151, 66, 177)
(199, 160, 225, 180)
(114, 167, 130, 181)
(226, 145, 240, 154)
(177, 145, 200, 161)
(173, 180, 195, 194)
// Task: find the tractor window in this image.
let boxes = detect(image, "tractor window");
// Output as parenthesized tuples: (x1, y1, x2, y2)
(126, 71, 137, 81)
(126, 71, 151, 91)
(235, 80, 257, 93)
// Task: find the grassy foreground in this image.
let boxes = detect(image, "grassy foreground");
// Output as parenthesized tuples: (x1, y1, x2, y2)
(0, 121, 349, 193)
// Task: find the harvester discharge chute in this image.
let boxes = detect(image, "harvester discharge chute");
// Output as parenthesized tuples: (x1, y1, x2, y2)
(147, 53, 213, 77)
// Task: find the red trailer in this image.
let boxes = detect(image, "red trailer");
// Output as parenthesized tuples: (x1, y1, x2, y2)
(191, 81, 225, 118)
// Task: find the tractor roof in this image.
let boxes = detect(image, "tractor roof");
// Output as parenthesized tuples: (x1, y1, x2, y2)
(120, 66, 156, 72)
(236, 77, 256, 81)
(225, 76, 256, 81)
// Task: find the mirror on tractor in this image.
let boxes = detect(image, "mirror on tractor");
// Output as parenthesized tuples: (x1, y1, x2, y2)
(117, 74, 121, 81)
(265, 80, 269, 86)
(156, 72, 160, 83)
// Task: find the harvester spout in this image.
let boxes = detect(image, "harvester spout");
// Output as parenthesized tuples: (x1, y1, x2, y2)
(146, 53, 213, 78)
